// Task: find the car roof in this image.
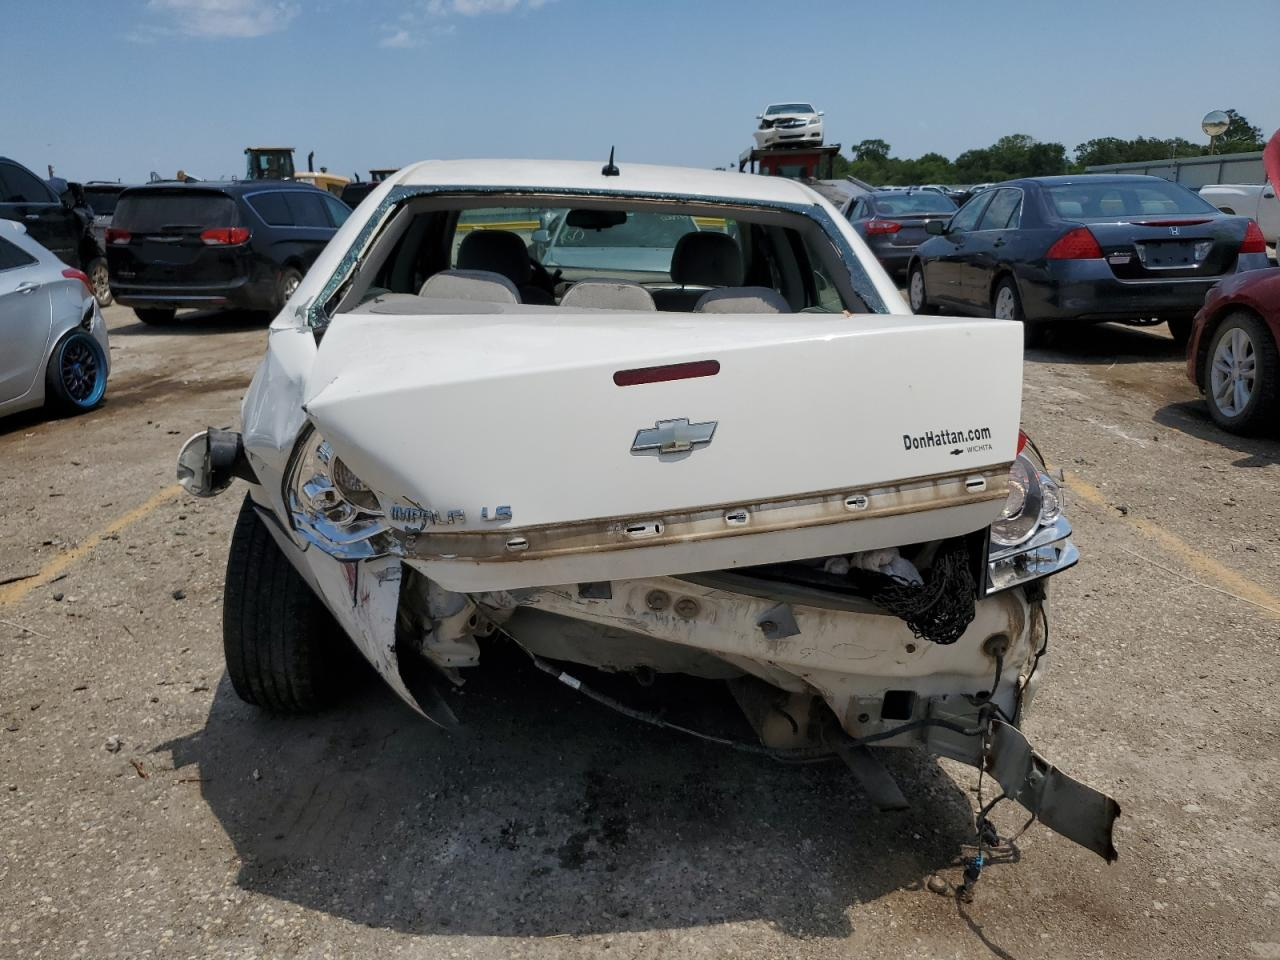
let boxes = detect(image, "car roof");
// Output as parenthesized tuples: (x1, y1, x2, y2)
(393, 159, 824, 207)
(119, 179, 330, 196)
(1007, 174, 1182, 188)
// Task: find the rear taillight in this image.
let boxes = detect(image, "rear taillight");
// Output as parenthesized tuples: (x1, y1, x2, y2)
(199, 227, 250, 245)
(62, 268, 94, 299)
(1240, 221, 1267, 254)
(105, 227, 130, 245)
(1046, 227, 1103, 260)
(1016, 429, 1029, 456)
(865, 219, 902, 235)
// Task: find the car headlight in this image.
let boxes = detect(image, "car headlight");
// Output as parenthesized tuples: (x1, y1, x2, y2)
(286, 426, 394, 559)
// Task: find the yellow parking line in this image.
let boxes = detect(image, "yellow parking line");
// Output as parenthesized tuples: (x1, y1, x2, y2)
(1066, 474, 1280, 619)
(0, 484, 182, 607)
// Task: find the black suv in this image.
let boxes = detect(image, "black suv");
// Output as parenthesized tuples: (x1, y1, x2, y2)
(1, 156, 104, 282)
(106, 180, 350, 324)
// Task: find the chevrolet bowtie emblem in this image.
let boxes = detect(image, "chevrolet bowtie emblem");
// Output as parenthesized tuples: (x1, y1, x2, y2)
(631, 418, 717, 455)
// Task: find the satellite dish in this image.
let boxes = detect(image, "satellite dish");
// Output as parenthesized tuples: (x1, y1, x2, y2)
(1201, 110, 1230, 138)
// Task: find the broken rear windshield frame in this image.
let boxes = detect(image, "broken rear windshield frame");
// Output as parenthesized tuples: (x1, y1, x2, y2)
(307, 184, 889, 330)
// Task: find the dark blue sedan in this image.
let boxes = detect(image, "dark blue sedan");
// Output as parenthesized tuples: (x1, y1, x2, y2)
(906, 175, 1272, 345)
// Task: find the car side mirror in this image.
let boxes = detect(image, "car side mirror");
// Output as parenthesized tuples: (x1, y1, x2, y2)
(60, 191, 76, 209)
(926, 220, 946, 236)
(818, 111, 825, 117)
(531, 229, 550, 244)
(755, 114, 763, 120)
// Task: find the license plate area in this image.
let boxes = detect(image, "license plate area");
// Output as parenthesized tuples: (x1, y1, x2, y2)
(1135, 239, 1210, 269)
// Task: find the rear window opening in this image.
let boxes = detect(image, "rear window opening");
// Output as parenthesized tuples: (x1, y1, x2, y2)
(331, 193, 873, 318)
(113, 192, 238, 234)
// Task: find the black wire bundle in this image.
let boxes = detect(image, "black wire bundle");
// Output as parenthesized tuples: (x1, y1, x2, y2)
(845, 544, 977, 645)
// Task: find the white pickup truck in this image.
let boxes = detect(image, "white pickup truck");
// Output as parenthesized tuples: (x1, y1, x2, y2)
(1200, 180, 1279, 251)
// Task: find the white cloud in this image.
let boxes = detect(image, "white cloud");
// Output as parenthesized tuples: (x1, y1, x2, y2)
(428, 0, 550, 16)
(145, 0, 300, 39)
(379, 27, 418, 47)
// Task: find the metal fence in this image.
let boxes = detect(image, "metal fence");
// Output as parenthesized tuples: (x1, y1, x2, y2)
(1085, 152, 1265, 188)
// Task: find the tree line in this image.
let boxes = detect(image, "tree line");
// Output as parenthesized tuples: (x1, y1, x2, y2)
(832, 109, 1267, 185)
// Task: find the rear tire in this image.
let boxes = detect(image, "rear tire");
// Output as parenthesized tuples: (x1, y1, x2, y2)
(1166, 316, 1193, 348)
(86, 257, 112, 308)
(222, 495, 347, 713)
(1202, 311, 1278, 435)
(993, 277, 1042, 347)
(275, 266, 304, 314)
(907, 263, 931, 313)
(134, 308, 177, 325)
(44, 329, 108, 414)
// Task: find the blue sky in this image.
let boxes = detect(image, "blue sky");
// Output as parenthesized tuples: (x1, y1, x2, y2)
(5, 0, 1277, 183)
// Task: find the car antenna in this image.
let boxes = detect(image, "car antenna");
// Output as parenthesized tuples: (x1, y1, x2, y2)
(601, 146, 620, 177)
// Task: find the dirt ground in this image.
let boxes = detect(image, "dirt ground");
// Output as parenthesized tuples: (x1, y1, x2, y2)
(1, 304, 1278, 959)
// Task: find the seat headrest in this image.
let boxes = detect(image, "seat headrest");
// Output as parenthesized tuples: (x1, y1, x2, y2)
(456, 229, 531, 286)
(419, 269, 520, 303)
(670, 232, 744, 287)
(694, 286, 791, 314)
(559, 279, 656, 311)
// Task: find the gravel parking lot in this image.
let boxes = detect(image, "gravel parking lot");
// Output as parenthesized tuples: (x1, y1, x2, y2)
(1, 305, 1278, 959)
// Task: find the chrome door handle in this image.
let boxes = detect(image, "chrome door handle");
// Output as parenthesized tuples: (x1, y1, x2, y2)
(23, 214, 39, 221)
(15, 281, 39, 294)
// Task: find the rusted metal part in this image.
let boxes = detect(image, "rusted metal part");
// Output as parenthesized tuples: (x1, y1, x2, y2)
(392, 466, 1011, 564)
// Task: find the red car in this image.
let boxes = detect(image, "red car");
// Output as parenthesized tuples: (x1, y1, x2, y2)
(1186, 130, 1280, 435)
(1187, 268, 1279, 434)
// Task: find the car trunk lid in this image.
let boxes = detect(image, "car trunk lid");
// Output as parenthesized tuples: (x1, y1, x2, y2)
(303, 307, 1022, 589)
(1084, 218, 1243, 280)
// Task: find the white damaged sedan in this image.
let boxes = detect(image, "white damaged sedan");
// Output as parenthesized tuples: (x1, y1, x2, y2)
(178, 159, 1118, 869)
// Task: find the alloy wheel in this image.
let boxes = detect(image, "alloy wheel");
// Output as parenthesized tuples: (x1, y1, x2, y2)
(90, 262, 111, 304)
(1210, 327, 1256, 417)
(60, 337, 101, 404)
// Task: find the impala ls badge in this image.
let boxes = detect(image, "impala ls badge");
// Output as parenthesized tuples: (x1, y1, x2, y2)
(1169, 226, 1180, 236)
(631, 418, 717, 455)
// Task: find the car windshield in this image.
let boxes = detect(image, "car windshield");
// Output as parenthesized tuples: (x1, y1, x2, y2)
(766, 103, 813, 115)
(871, 193, 957, 215)
(554, 212, 701, 249)
(1045, 180, 1217, 220)
(113, 192, 238, 232)
(83, 188, 123, 215)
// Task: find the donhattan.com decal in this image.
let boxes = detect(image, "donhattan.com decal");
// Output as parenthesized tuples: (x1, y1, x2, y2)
(903, 425, 994, 456)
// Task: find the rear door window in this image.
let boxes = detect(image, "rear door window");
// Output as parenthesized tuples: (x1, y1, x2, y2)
(0, 163, 54, 204)
(113, 192, 238, 233)
(977, 189, 1021, 231)
(0, 236, 38, 270)
(285, 192, 331, 228)
(248, 191, 292, 225)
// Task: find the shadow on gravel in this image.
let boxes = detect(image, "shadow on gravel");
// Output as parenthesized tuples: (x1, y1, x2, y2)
(1027, 321, 1184, 364)
(1153, 400, 1280, 467)
(111, 308, 268, 336)
(162, 649, 979, 939)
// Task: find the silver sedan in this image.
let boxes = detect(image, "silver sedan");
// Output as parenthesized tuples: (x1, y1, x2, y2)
(0, 221, 110, 418)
